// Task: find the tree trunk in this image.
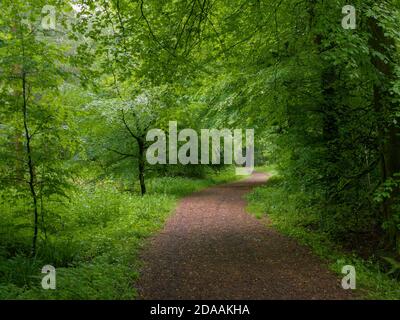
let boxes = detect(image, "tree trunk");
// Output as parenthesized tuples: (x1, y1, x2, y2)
(14, 133, 24, 182)
(22, 71, 39, 256)
(321, 66, 339, 195)
(138, 139, 146, 196)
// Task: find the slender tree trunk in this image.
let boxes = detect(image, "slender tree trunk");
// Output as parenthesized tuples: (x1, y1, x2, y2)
(309, 0, 340, 203)
(120, 110, 148, 196)
(22, 71, 39, 256)
(138, 139, 146, 196)
(321, 66, 339, 177)
(14, 133, 24, 182)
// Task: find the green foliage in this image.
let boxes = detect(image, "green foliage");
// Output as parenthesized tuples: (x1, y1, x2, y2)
(247, 168, 400, 299)
(0, 168, 237, 299)
(2, 0, 400, 300)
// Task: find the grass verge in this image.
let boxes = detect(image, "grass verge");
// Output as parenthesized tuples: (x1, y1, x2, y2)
(0, 168, 239, 299)
(247, 166, 400, 300)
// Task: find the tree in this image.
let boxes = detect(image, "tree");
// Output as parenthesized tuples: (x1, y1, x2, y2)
(0, 0, 78, 255)
(366, 1, 400, 249)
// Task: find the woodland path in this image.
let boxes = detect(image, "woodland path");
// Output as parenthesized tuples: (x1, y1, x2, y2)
(136, 172, 352, 300)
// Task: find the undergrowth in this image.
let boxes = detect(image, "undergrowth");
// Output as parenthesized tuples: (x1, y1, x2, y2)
(247, 166, 400, 300)
(0, 168, 238, 299)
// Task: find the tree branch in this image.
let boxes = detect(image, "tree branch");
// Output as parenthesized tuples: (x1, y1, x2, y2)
(121, 109, 140, 141)
(106, 147, 135, 157)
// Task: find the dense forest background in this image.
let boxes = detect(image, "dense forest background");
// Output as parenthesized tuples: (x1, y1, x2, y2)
(1, 0, 400, 299)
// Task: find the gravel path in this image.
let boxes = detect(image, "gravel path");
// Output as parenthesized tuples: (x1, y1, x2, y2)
(136, 172, 352, 300)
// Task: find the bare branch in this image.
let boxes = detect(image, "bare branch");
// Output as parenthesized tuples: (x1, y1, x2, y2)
(121, 109, 140, 141)
(106, 147, 135, 157)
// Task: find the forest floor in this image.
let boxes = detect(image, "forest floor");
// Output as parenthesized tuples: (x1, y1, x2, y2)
(136, 172, 353, 300)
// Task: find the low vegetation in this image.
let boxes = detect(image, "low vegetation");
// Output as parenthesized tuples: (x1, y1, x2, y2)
(247, 166, 400, 300)
(0, 168, 237, 299)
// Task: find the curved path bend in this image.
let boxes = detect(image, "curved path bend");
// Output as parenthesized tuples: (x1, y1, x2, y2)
(136, 172, 352, 300)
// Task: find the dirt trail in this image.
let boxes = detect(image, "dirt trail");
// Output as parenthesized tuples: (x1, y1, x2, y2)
(136, 172, 352, 300)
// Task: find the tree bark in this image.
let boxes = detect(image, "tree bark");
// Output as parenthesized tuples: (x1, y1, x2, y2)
(138, 139, 146, 196)
(22, 71, 39, 256)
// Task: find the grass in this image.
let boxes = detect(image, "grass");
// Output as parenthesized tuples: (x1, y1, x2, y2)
(0, 167, 239, 299)
(247, 165, 400, 300)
